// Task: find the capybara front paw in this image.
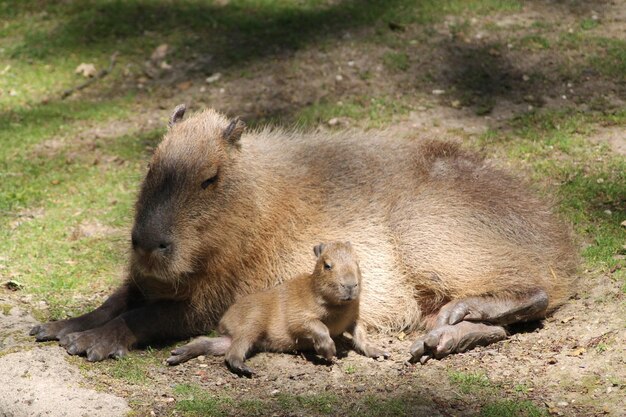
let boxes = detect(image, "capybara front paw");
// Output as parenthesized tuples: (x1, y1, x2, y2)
(60, 328, 130, 362)
(30, 321, 72, 342)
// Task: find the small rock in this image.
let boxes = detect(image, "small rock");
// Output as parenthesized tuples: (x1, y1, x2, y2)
(159, 61, 172, 70)
(522, 74, 530, 82)
(451, 100, 461, 108)
(596, 178, 604, 183)
(9, 89, 17, 96)
(621, 220, 626, 228)
(431, 89, 445, 95)
(560, 316, 575, 323)
(335, 74, 343, 82)
(198, 364, 208, 368)
(205, 72, 222, 83)
(151, 44, 169, 62)
(197, 355, 206, 361)
(604, 210, 612, 216)
(215, 378, 225, 386)
(347, 61, 355, 67)
(75, 63, 97, 78)
(397, 331, 406, 341)
(270, 389, 280, 396)
(328, 118, 340, 126)
(356, 385, 366, 393)
(557, 401, 568, 407)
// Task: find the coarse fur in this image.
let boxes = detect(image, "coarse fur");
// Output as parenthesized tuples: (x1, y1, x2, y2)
(31, 106, 579, 361)
(134, 108, 577, 333)
(166, 241, 387, 374)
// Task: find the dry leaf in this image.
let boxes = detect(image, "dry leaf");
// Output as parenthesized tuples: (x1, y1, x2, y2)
(75, 63, 97, 78)
(177, 81, 192, 91)
(397, 331, 406, 341)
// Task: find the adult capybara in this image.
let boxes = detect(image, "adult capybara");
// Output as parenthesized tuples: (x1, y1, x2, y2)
(166, 241, 388, 376)
(31, 105, 578, 363)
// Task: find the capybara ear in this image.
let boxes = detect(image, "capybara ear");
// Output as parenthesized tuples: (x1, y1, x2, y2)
(223, 118, 246, 145)
(168, 104, 186, 128)
(313, 243, 326, 258)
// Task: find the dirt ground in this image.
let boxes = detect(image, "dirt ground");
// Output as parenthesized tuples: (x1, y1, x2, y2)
(1, 0, 625, 416)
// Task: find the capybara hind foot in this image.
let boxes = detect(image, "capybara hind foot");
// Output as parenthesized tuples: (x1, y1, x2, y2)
(409, 321, 506, 364)
(435, 289, 549, 328)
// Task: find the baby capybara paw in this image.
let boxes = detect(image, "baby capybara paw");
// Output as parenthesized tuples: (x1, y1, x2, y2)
(364, 346, 390, 360)
(314, 339, 337, 361)
(226, 360, 255, 378)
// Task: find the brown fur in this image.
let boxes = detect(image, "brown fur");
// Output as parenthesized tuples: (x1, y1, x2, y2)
(134, 108, 577, 335)
(31, 106, 579, 362)
(166, 242, 387, 372)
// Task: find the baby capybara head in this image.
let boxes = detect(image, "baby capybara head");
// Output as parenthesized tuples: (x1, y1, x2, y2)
(312, 241, 362, 304)
(131, 105, 246, 281)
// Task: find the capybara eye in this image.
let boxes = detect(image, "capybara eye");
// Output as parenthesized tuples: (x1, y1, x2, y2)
(324, 262, 332, 271)
(201, 175, 218, 190)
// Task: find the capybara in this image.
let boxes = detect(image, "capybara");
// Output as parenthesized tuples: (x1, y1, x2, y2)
(166, 241, 388, 376)
(31, 105, 578, 364)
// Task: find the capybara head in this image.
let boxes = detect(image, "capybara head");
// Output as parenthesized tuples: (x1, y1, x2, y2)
(312, 241, 362, 304)
(131, 105, 246, 281)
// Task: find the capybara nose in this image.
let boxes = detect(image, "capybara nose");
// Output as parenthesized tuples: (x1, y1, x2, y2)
(131, 229, 172, 254)
(342, 283, 358, 298)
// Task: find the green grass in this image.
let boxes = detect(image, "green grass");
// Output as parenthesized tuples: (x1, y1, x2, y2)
(276, 393, 338, 415)
(294, 95, 412, 128)
(480, 400, 548, 417)
(174, 384, 232, 417)
(449, 371, 493, 394)
(383, 51, 410, 71)
(100, 352, 156, 385)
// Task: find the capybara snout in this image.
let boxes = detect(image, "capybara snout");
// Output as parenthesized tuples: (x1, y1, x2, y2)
(131, 107, 246, 281)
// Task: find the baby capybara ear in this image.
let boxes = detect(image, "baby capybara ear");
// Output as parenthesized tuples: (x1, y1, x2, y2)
(313, 243, 326, 258)
(222, 117, 246, 146)
(168, 104, 186, 128)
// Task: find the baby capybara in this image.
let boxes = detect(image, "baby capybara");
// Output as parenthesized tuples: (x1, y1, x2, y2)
(166, 241, 388, 376)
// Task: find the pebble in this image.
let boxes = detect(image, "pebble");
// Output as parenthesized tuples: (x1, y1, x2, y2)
(356, 385, 366, 393)
(557, 401, 568, 407)
(206, 72, 222, 83)
(270, 389, 280, 396)
(335, 74, 343, 82)
(431, 89, 445, 95)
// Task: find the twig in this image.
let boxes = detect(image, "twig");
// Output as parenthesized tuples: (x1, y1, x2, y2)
(61, 51, 119, 99)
